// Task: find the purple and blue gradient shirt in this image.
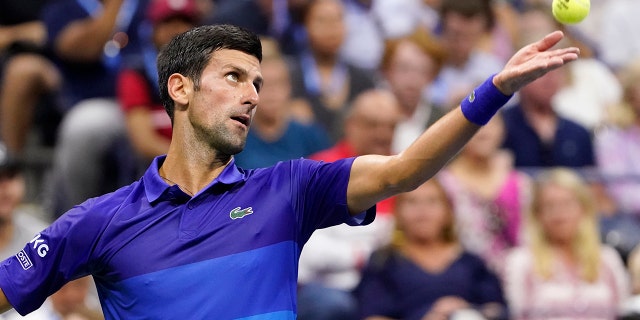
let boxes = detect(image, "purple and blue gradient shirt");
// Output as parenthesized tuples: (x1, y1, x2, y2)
(0, 156, 375, 319)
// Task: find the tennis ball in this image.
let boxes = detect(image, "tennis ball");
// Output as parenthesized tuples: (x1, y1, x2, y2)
(552, 0, 590, 24)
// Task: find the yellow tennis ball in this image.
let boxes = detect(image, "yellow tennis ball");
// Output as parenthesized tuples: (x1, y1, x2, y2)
(552, 0, 590, 24)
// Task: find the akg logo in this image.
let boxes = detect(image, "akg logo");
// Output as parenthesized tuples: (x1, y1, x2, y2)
(29, 233, 49, 258)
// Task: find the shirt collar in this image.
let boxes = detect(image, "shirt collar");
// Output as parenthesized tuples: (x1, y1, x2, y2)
(143, 155, 247, 203)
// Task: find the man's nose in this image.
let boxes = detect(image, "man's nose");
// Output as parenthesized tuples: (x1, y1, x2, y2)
(242, 84, 259, 107)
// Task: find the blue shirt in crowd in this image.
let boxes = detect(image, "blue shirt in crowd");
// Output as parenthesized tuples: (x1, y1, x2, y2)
(502, 105, 595, 168)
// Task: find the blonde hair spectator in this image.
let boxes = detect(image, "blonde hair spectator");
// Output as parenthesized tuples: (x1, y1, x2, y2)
(528, 168, 600, 282)
(504, 167, 629, 319)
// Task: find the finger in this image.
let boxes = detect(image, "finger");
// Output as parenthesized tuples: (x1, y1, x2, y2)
(534, 30, 565, 52)
(546, 47, 580, 66)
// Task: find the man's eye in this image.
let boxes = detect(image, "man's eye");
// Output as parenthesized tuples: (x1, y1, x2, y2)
(226, 73, 239, 82)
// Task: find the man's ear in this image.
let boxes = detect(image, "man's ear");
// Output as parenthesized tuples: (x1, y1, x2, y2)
(167, 73, 191, 107)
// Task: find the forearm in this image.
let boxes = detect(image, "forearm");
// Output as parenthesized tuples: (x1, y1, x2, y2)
(0, 21, 46, 50)
(387, 108, 479, 192)
(55, 0, 124, 61)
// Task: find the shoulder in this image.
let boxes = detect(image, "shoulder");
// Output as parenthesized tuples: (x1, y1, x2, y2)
(246, 158, 354, 178)
(57, 182, 142, 229)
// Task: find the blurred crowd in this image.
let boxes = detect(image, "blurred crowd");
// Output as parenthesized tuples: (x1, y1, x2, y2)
(1, 0, 640, 319)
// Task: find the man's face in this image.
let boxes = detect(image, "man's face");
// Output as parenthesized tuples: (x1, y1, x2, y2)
(185, 49, 262, 155)
(385, 41, 436, 113)
(305, 0, 345, 56)
(346, 93, 401, 156)
(441, 12, 486, 65)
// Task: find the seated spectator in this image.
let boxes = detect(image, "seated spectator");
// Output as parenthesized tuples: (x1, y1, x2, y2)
(518, 3, 622, 131)
(0, 145, 103, 319)
(378, 27, 447, 153)
(117, 0, 200, 167)
(440, 113, 531, 275)
(504, 168, 629, 319)
(42, 0, 147, 218)
(296, 89, 402, 320)
(233, 38, 331, 169)
(288, 0, 376, 142)
(353, 178, 508, 320)
(0, 0, 61, 155)
(0, 143, 48, 257)
(501, 66, 595, 169)
(595, 57, 640, 217)
(429, 0, 503, 110)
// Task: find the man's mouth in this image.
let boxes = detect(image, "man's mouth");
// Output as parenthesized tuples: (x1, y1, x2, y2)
(231, 115, 250, 127)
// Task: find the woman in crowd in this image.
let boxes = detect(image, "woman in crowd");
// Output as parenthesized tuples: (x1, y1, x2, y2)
(504, 168, 629, 319)
(354, 178, 507, 320)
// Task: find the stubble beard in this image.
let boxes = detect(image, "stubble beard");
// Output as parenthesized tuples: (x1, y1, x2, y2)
(192, 120, 247, 157)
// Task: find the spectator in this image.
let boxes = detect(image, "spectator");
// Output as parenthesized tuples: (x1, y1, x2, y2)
(378, 27, 447, 153)
(296, 88, 402, 320)
(354, 178, 508, 320)
(0, 144, 102, 320)
(42, 0, 147, 218)
(439, 113, 531, 275)
(504, 168, 629, 319)
(234, 37, 331, 169)
(0, 0, 61, 155)
(117, 0, 201, 168)
(0, 143, 48, 258)
(501, 66, 595, 168)
(288, 0, 376, 142)
(595, 57, 640, 217)
(517, 3, 622, 131)
(429, 0, 503, 110)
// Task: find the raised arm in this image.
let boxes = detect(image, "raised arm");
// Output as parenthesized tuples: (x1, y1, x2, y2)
(347, 31, 579, 214)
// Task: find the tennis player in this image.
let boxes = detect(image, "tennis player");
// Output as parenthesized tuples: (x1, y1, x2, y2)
(0, 24, 578, 319)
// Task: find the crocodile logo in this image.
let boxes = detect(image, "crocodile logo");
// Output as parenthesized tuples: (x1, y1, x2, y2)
(468, 90, 476, 103)
(230, 207, 253, 220)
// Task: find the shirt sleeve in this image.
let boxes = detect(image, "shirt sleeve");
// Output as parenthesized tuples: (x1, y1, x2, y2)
(0, 199, 106, 315)
(290, 158, 376, 244)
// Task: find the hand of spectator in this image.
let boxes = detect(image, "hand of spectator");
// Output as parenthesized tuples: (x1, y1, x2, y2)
(422, 296, 471, 320)
(493, 31, 579, 96)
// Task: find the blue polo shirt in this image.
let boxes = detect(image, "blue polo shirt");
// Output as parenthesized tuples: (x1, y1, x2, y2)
(0, 156, 375, 319)
(502, 105, 595, 168)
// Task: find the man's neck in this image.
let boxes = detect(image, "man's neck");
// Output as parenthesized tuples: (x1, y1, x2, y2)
(161, 143, 232, 197)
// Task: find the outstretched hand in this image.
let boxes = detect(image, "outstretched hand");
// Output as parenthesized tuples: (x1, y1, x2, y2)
(492, 31, 579, 95)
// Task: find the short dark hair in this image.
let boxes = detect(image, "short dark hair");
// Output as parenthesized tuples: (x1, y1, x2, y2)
(440, 0, 495, 31)
(157, 24, 262, 122)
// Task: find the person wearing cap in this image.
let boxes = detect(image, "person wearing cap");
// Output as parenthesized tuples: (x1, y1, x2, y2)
(117, 0, 201, 170)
